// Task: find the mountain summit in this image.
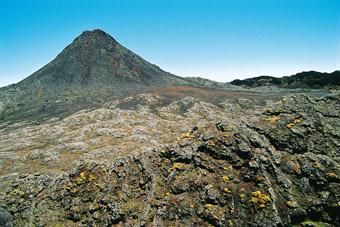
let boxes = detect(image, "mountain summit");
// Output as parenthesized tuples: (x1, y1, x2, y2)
(17, 29, 189, 93)
(0, 29, 194, 120)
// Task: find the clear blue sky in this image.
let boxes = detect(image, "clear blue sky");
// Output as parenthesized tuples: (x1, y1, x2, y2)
(0, 0, 339, 86)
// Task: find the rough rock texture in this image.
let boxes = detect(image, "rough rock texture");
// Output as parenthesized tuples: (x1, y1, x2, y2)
(0, 91, 339, 226)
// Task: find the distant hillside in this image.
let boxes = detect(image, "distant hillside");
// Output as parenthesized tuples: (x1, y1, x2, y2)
(230, 71, 340, 88)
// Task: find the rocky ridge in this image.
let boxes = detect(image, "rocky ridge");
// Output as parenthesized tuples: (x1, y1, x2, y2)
(231, 71, 340, 89)
(0, 90, 339, 226)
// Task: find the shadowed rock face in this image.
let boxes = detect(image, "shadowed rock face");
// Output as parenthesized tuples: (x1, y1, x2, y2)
(0, 91, 339, 226)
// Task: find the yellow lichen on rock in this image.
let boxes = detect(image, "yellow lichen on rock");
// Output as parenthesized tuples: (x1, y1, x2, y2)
(314, 162, 321, 169)
(258, 194, 271, 204)
(250, 191, 271, 207)
(222, 175, 230, 183)
(223, 166, 230, 170)
(88, 174, 95, 181)
(287, 118, 301, 128)
(287, 200, 298, 208)
(207, 140, 217, 147)
(80, 172, 86, 179)
(228, 219, 233, 226)
(169, 163, 187, 172)
(179, 132, 195, 140)
(70, 188, 78, 193)
(12, 188, 25, 197)
(265, 115, 280, 124)
(75, 171, 87, 184)
(250, 197, 258, 204)
(252, 191, 262, 197)
(205, 204, 214, 210)
(223, 188, 231, 193)
(326, 172, 338, 179)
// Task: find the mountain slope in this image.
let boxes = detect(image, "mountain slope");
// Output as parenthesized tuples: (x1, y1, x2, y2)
(230, 70, 340, 88)
(17, 29, 190, 89)
(0, 29, 200, 120)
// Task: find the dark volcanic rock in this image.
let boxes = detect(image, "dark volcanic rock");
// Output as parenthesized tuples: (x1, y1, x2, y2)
(1, 93, 339, 226)
(231, 70, 340, 88)
(0, 208, 13, 227)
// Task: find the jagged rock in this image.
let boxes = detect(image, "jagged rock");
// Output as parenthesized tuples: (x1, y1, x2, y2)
(0, 92, 339, 226)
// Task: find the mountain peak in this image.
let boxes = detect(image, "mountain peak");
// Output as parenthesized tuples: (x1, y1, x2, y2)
(79, 29, 110, 37)
(1, 29, 190, 119)
(73, 29, 118, 47)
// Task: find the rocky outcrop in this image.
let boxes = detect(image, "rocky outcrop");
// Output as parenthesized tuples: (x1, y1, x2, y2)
(1, 92, 339, 226)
